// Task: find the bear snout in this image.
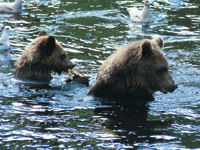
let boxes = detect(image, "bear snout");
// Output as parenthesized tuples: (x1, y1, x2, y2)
(67, 62, 75, 69)
(168, 84, 178, 93)
(161, 84, 178, 94)
(168, 77, 178, 93)
(65, 58, 75, 69)
(163, 75, 178, 93)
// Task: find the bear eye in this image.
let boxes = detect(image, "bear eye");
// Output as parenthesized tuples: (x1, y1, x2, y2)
(60, 54, 66, 60)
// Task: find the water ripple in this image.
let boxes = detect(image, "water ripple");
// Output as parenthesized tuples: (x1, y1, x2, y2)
(0, 0, 200, 149)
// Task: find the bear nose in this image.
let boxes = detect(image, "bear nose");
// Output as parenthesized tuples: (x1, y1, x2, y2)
(66, 59, 75, 69)
(69, 63, 75, 69)
(169, 84, 178, 92)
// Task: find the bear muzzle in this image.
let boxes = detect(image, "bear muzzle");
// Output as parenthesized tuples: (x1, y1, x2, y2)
(53, 63, 75, 75)
(67, 63, 75, 70)
(66, 58, 75, 70)
(161, 84, 178, 94)
(169, 84, 178, 92)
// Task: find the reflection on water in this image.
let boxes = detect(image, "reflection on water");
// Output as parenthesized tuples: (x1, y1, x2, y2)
(0, 0, 200, 149)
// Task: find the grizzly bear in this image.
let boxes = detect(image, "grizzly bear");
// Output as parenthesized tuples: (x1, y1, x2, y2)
(15, 32, 74, 82)
(88, 37, 177, 101)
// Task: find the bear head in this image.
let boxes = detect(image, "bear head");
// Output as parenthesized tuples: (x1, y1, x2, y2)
(88, 37, 177, 101)
(136, 37, 177, 94)
(15, 32, 74, 82)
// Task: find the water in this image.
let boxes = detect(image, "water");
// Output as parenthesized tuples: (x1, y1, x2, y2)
(0, 0, 200, 149)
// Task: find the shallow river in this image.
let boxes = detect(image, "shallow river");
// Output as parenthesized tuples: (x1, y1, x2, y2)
(0, 0, 200, 149)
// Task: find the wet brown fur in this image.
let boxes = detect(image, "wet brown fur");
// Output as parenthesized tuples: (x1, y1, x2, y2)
(15, 34, 74, 82)
(88, 37, 177, 101)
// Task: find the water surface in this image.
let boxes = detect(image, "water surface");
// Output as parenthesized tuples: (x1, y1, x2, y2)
(0, 0, 200, 149)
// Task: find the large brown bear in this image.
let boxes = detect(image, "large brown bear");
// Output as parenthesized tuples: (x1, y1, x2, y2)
(88, 37, 177, 101)
(15, 32, 74, 82)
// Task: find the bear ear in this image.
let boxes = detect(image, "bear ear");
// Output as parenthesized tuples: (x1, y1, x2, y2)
(39, 36, 57, 58)
(153, 37, 164, 48)
(46, 36, 56, 50)
(39, 31, 48, 36)
(141, 40, 152, 57)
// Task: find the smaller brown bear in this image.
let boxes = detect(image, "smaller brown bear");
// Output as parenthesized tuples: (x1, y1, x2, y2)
(15, 32, 74, 82)
(88, 37, 177, 101)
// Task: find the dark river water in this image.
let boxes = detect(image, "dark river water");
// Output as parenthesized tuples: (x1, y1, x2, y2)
(0, 0, 200, 149)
